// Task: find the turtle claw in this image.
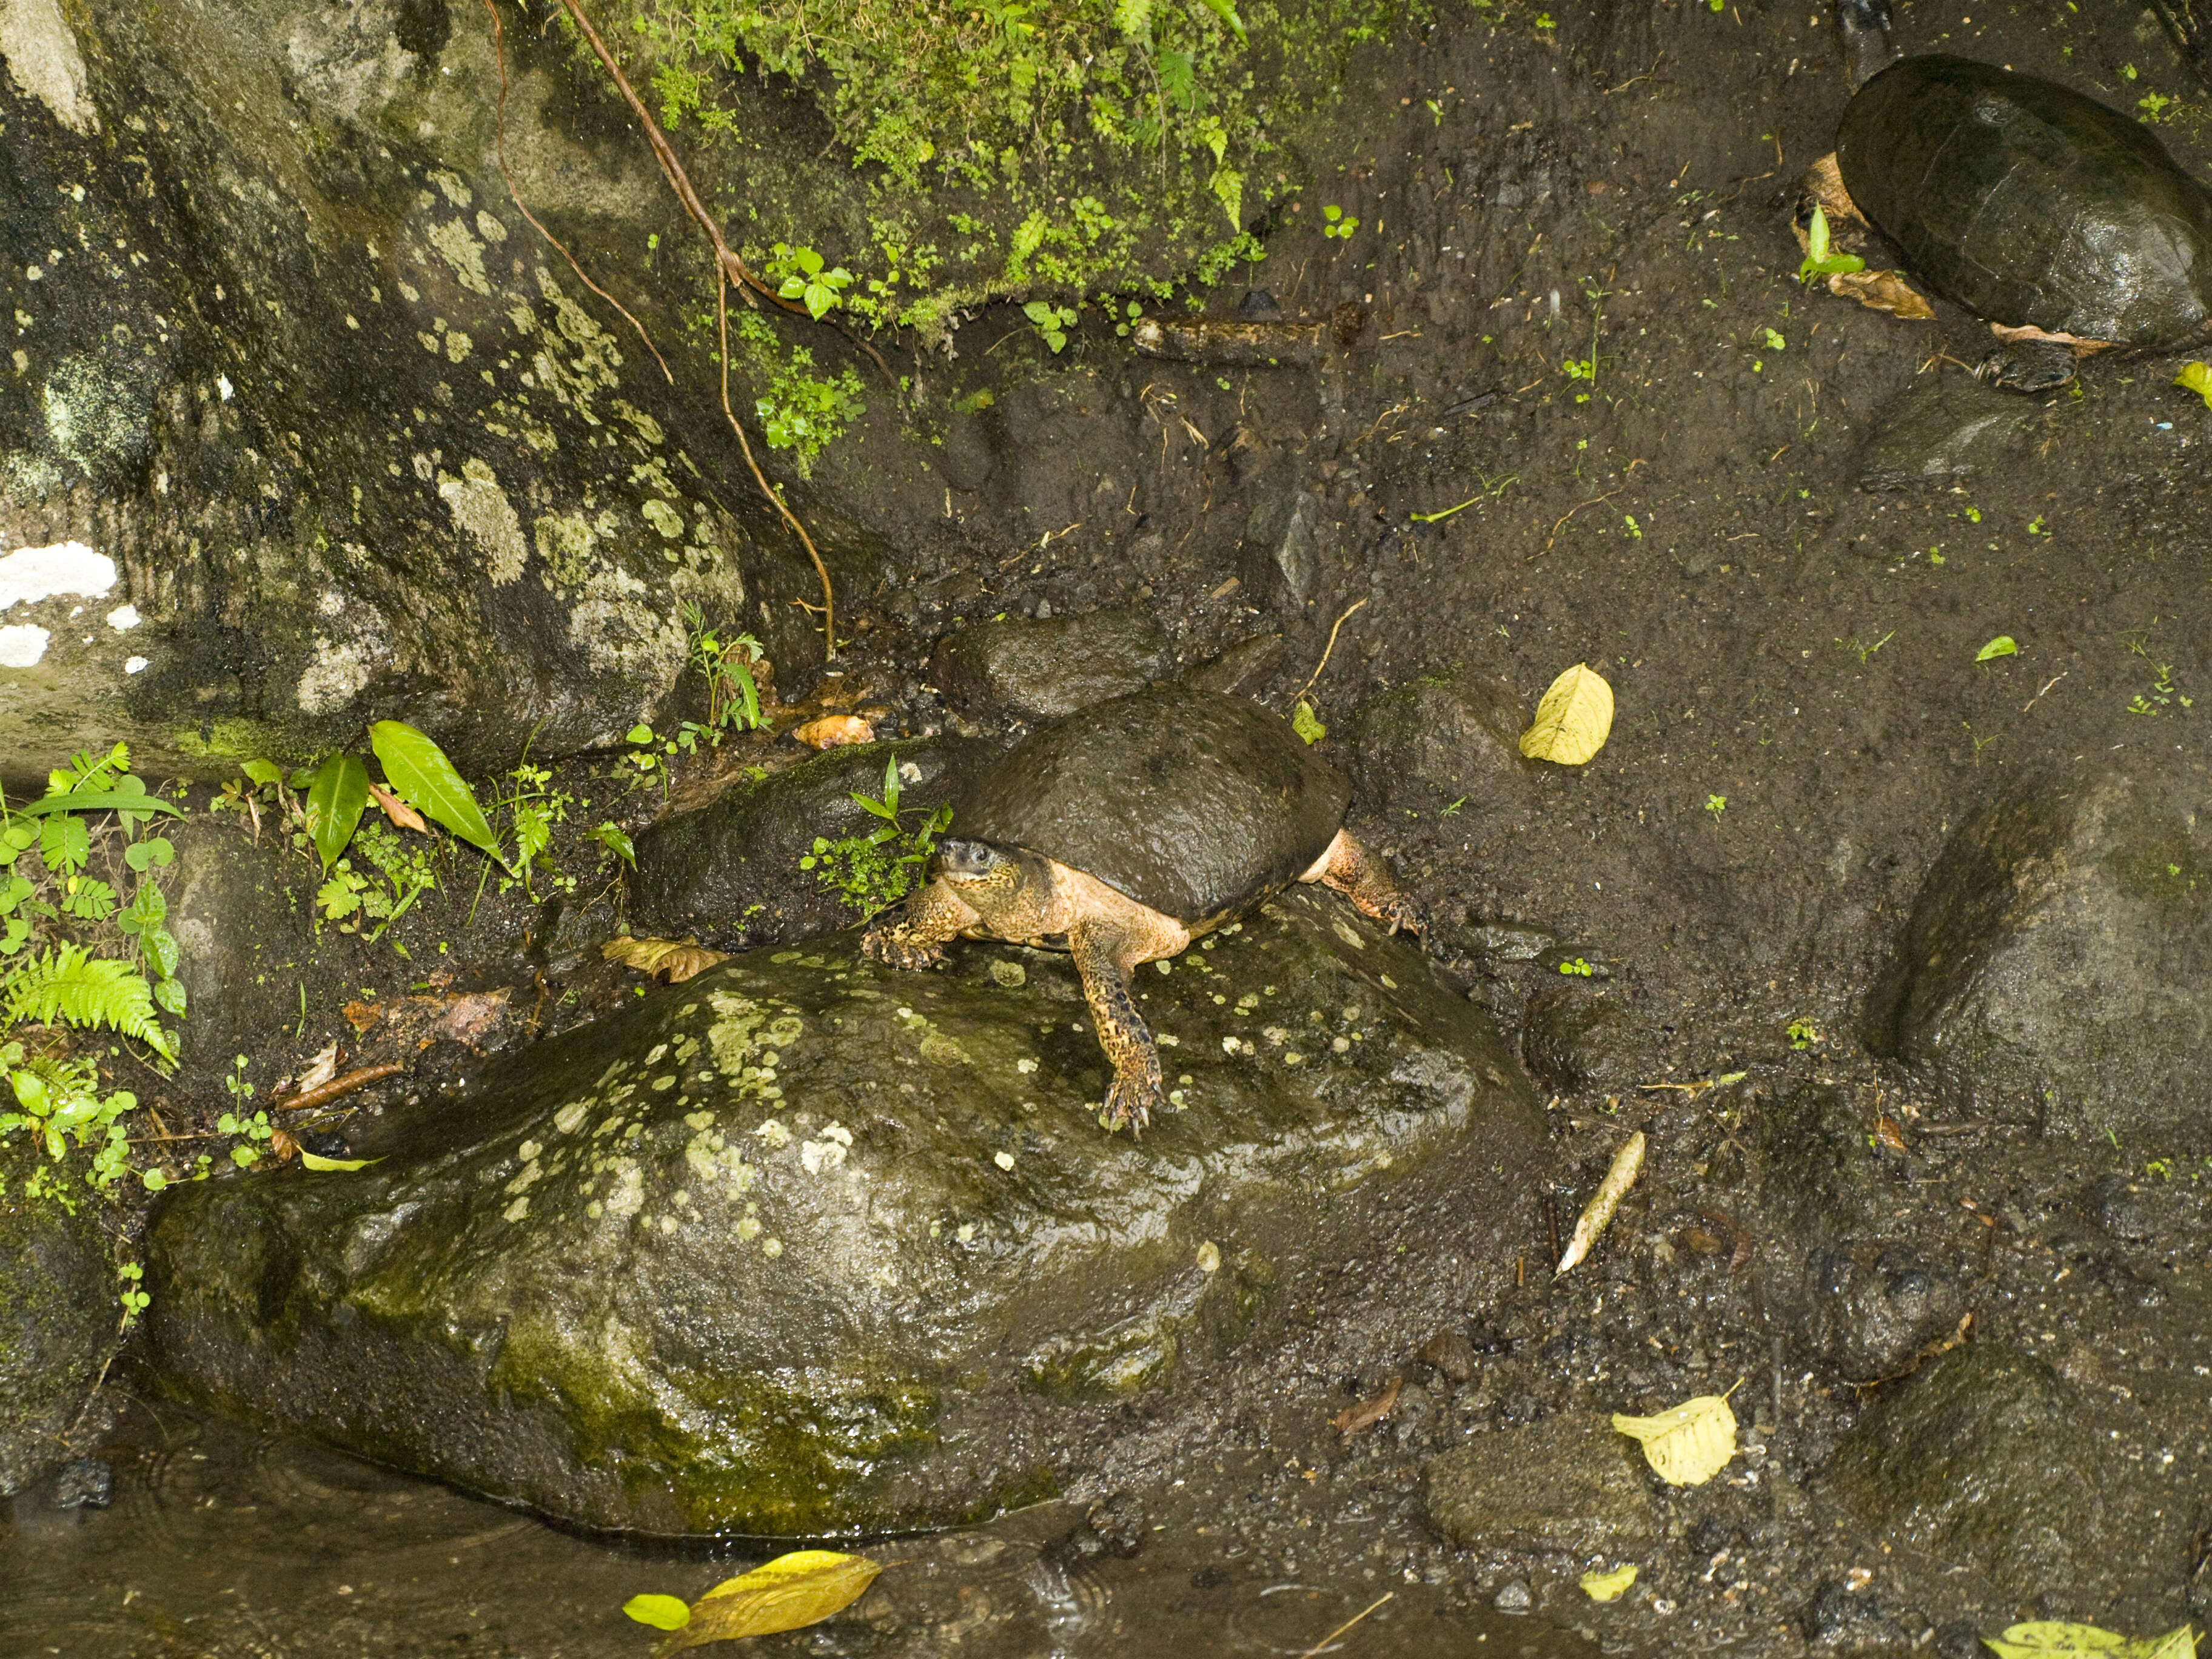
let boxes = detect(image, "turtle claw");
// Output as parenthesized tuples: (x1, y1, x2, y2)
(1101, 1070, 1164, 1137)
(860, 926, 947, 973)
(1375, 892, 1426, 937)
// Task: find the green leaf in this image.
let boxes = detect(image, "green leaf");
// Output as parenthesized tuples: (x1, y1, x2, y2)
(1192, 0, 1247, 44)
(13, 789, 182, 820)
(369, 722, 498, 855)
(1292, 700, 1326, 743)
(39, 813, 90, 876)
(63, 879, 118, 922)
(1976, 635, 2019, 662)
(242, 759, 285, 789)
(306, 752, 370, 874)
(623, 1594, 694, 1632)
(4, 943, 175, 1061)
(152, 976, 186, 1015)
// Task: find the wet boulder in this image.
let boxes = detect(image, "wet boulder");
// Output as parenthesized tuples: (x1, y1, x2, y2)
(1353, 670, 1532, 812)
(927, 611, 1168, 721)
(0, 1143, 116, 1496)
(1426, 1411, 1657, 1555)
(1823, 1344, 2186, 1609)
(627, 737, 996, 950)
(1858, 374, 2031, 492)
(142, 886, 1545, 1537)
(1862, 765, 2212, 1147)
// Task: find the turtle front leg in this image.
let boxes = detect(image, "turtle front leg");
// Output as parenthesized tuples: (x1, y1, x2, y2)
(1068, 918, 1165, 1135)
(1305, 829, 1424, 936)
(861, 877, 978, 972)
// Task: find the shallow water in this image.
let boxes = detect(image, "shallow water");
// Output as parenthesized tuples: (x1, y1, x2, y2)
(2, 1397, 1594, 1658)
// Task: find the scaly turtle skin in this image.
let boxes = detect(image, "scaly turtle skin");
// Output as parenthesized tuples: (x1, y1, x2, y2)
(1829, 52, 2212, 387)
(862, 686, 1418, 1133)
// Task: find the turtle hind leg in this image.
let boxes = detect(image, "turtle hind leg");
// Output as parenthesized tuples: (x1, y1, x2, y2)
(1068, 918, 1165, 1136)
(1975, 335, 2076, 393)
(1305, 829, 1424, 936)
(860, 877, 977, 972)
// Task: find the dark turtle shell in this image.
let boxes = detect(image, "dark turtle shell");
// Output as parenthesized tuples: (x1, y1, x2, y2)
(959, 685, 1351, 925)
(1837, 55, 2212, 347)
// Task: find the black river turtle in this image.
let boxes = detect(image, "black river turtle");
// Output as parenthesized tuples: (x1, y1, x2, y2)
(860, 685, 1418, 1133)
(1805, 0, 2212, 389)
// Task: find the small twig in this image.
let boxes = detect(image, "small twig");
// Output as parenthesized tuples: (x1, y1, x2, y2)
(2023, 671, 2066, 712)
(276, 1062, 405, 1114)
(722, 269, 836, 657)
(1292, 597, 1369, 706)
(1535, 490, 1621, 558)
(484, 1, 670, 383)
(1298, 1592, 1396, 1658)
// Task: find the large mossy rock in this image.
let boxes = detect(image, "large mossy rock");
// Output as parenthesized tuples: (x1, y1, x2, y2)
(0, 1143, 116, 1496)
(1862, 764, 2212, 1147)
(142, 886, 1545, 1536)
(0, 0, 832, 779)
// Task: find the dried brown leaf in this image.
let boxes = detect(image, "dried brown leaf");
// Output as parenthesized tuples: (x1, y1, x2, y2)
(367, 781, 429, 833)
(1828, 269, 1935, 320)
(1330, 1375, 1403, 1435)
(603, 937, 729, 984)
(791, 714, 875, 749)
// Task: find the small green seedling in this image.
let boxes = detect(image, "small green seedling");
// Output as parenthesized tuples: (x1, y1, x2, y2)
(1558, 956, 1594, 976)
(1786, 1019, 1818, 1050)
(1321, 204, 1359, 240)
(767, 243, 853, 320)
(1705, 794, 1728, 817)
(1022, 300, 1079, 353)
(1797, 206, 1865, 283)
(1976, 635, 2018, 662)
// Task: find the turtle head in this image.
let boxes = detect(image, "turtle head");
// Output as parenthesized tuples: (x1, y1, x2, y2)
(932, 837, 1051, 930)
(1834, 0, 1894, 89)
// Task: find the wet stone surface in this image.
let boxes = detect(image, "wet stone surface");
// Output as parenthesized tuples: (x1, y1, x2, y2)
(0, 1142, 115, 1496)
(927, 611, 1168, 722)
(1425, 1412, 1658, 1557)
(142, 887, 1543, 1535)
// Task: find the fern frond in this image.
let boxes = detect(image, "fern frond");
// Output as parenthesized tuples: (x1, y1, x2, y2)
(5, 944, 175, 1063)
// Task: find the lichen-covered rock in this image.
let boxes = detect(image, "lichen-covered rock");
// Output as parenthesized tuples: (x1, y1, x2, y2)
(142, 886, 1544, 1536)
(1425, 1412, 1657, 1556)
(1862, 764, 2212, 1146)
(1823, 1344, 2185, 1608)
(0, 0, 828, 777)
(628, 736, 996, 948)
(0, 1143, 116, 1496)
(928, 611, 1167, 721)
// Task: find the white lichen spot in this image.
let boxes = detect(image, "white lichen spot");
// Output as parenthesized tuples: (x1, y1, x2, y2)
(761, 1236, 784, 1258)
(1380, 974, 1399, 990)
(1332, 919, 1366, 950)
(0, 624, 50, 666)
(0, 541, 113, 610)
(651, 1074, 677, 1091)
(426, 218, 490, 295)
(503, 1161, 541, 1196)
(993, 1150, 1015, 1171)
(218, 373, 233, 401)
(124, 655, 146, 674)
(438, 458, 528, 585)
(295, 636, 374, 715)
(641, 499, 683, 540)
(475, 209, 507, 243)
(956, 1223, 977, 1243)
(683, 1110, 715, 1130)
(502, 1195, 529, 1222)
(1155, 959, 1171, 974)
(1195, 1241, 1222, 1273)
(1157, 1033, 1179, 1048)
(1284, 1052, 1304, 1066)
(1331, 1036, 1350, 1053)
(659, 1214, 678, 1235)
(105, 603, 138, 631)
(800, 1122, 853, 1174)
(553, 1101, 589, 1135)
(1015, 1057, 1039, 1075)
(645, 1043, 669, 1065)
(753, 1119, 791, 1150)
(736, 1213, 761, 1242)
(1, 0, 101, 135)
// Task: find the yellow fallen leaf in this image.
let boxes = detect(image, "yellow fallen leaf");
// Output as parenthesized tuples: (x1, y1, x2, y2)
(1613, 1388, 1738, 1486)
(2177, 361, 2212, 409)
(793, 714, 876, 749)
(602, 937, 729, 984)
(622, 1593, 692, 1631)
(1557, 1131, 1643, 1275)
(1982, 1622, 2198, 1658)
(299, 1151, 383, 1172)
(1581, 1564, 1637, 1601)
(659, 1550, 883, 1650)
(1520, 663, 1614, 765)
